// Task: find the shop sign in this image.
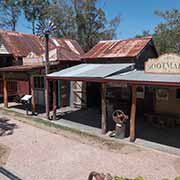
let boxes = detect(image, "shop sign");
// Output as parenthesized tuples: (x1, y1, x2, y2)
(145, 54, 180, 74)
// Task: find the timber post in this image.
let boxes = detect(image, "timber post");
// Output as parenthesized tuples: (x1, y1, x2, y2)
(45, 78, 50, 119)
(52, 80, 57, 120)
(101, 83, 107, 134)
(3, 74, 8, 108)
(30, 76, 35, 114)
(130, 85, 137, 142)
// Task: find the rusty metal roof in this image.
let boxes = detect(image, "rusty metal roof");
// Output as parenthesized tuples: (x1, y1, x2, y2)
(50, 38, 84, 55)
(82, 36, 153, 59)
(0, 30, 84, 61)
(55, 46, 81, 61)
(0, 30, 44, 57)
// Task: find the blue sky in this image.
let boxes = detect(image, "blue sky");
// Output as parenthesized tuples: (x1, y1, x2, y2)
(17, 0, 180, 39)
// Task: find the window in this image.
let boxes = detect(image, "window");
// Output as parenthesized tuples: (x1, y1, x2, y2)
(136, 86, 145, 99)
(156, 88, 168, 101)
(176, 89, 180, 99)
(34, 77, 44, 89)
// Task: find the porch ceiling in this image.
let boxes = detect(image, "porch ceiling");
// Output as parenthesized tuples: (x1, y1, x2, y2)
(46, 63, 135, 81)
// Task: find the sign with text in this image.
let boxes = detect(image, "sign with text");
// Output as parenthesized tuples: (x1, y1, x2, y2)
(145, 54, 180, 74)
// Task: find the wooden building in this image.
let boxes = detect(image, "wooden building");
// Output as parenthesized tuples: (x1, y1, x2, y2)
(0, 30, 84, 111)
(46, 36, 160, 140)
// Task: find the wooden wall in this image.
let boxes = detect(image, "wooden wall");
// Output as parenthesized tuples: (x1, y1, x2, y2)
(155, 87, 180, 119)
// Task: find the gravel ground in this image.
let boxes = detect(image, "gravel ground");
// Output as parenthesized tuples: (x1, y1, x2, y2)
(0, 116, 180, 180)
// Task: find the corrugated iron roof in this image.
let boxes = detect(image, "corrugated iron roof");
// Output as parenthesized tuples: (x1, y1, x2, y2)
(55, 46, 81, 61)
(47, 63, 134, 79)
(82, 36, 153, 59)
(106, 70, 180, 84)
(0, 30, 84, 61)
(0, 30, 44, 57)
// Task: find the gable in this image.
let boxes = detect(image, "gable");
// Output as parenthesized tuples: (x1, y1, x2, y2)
(0, 40, 9, 54)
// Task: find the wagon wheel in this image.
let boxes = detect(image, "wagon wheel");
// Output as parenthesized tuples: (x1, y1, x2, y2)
(88, 171, 105, 180)
(112, 110, 126, 124)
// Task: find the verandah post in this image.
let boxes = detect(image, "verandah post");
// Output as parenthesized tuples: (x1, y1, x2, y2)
(45, 78, 50, 119)
(53, 80, 57, 120)
(30, 76, 35, 114)
(101, 83, 107, 134)
(3, 74, 8, 108)
(130, 85, 137, 142)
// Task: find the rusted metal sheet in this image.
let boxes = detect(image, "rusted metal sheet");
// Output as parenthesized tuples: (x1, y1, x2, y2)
(0, 30, 84, 62)
(50, 38, 84, 55)
(82, 36, 152, 59)
(0, 30, 44, 57)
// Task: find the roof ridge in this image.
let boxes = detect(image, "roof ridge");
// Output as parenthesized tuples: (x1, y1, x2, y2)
(99, 36, 152, 43)
(0, 29, 38, 38)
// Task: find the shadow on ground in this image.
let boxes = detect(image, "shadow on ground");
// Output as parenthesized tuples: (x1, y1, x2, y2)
(0, 117, 18, 136)
(9, 104, 45, 114)
(59, 108, 101, 128)
(136, 118, 180, 148)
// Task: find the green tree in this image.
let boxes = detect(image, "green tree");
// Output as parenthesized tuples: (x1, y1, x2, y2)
(0, 0, 21, 31)
(153, 9, 180, 54)
(47, 0, 77, 39)
(73, 0, 120, 51)
(21, 0, 50, 34)
(48, 0, 120, 52)
(135, 30, 151, 38)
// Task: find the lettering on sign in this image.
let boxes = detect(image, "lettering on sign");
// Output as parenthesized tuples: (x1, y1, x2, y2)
(145, 54, 180, 74)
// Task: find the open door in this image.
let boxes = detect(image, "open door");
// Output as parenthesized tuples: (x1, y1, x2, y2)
(72, 81, 86, 108)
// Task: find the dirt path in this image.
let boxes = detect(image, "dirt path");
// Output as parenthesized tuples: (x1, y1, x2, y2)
(0, 114, 179, 180)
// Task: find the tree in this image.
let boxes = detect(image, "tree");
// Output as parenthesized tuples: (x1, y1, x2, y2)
(135, 30, 151, 38)
(135, 9, 180, 54)
(48, 0, 120, 52)
(0, 0, 21, 31)
(73, 0, 120, 51)
(153, 9, 180, 54)
(21, 0, 50, 34)
(47, 0, 77, 39)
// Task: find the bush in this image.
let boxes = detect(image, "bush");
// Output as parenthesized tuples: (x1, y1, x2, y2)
(103, 175, 180, 180)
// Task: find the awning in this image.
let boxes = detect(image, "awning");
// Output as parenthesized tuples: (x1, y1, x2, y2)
(46, 63, 134, 82)
(106, 70, 180, 86)
(0, 65, 44, 72)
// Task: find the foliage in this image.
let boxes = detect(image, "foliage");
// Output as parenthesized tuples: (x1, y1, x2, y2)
(103, 175, 180, 180)
(136, 9, 180, 54)
(0, 0, 21, 31)
(48, 0, 120, 52)
(153, 9, 180, 54)
(135, 30, 151, 38)
(20, 0, 50, 34)
(46, 0, 77, 39)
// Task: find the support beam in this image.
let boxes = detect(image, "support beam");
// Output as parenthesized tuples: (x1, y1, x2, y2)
(52, 80, 57, 121)
(130, 85, 137, 142)
(3, 74, 8, 108)
(30, 76, 35, 114)
(101, 83, 107, 134)
(45, 79, 50, 119)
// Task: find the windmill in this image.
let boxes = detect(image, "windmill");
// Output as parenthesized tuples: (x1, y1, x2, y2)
(36, 19, 57, 119)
